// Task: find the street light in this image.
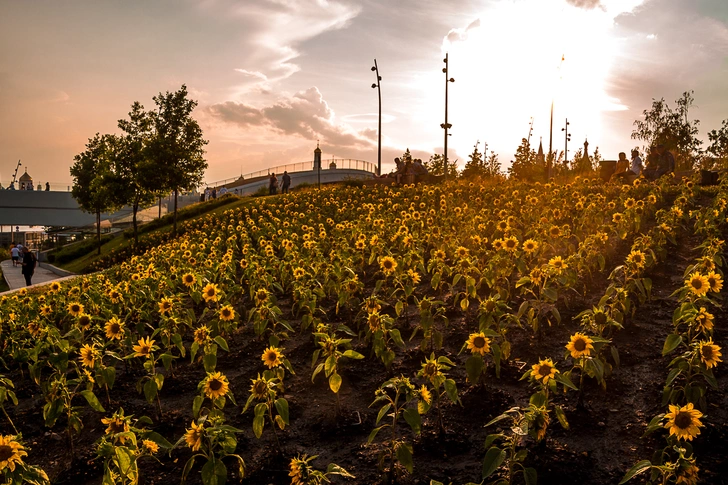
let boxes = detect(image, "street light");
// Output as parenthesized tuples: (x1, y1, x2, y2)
(561, 118, 571, 167)
(371, 60, 382, 176)
(440, 53, 455, 179)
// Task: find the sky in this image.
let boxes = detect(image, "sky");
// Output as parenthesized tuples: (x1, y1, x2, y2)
(1, 0, 727, 187)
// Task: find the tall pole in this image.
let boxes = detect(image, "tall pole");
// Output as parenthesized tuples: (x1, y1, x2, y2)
(440, 53, 455, 179)
(527, 117, 534, 146)
(371, 60, 382, 176)
(548, 100, 554, 181)
(562, 118, 571, 167)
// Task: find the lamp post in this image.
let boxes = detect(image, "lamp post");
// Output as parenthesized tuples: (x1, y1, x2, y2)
(548, 100, 554, 181)
(371, 60, 382, 176)
(527, 117, 534, 146)
(440, 53, 455, 179)
(561, 118, 571, 167)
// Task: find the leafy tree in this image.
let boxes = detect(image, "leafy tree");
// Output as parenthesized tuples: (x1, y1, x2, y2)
(507, 138, 541, 181)
(706, 119, 728, 169)
(424, 153, 458, 178)
(147, 85, 208, 236)
(631, 91, 703, 170)
(113, 101, 158, 245)
(70, 134, 118, 255)
(483, 151, 503, 179)
(460, 146, 484, 179)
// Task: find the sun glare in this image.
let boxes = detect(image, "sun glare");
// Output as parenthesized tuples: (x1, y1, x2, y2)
(437, 0, 634, 166)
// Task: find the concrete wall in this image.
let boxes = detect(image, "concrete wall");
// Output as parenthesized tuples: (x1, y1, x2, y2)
(0, 191, 132, 226)
(230, 168, 374, 196)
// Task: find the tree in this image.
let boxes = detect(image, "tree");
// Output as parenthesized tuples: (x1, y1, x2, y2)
(706, 119, 728, 169)
(113, 101, 158, 245)
(147, 85, 208, 236)
(507, 138, 541, 181)
(483, 151, 502, 179)
(70, 134, 118, 255)
(460, 146, 484, 179)
(631, 91, 703, 171)
(424, 153, 458, 177)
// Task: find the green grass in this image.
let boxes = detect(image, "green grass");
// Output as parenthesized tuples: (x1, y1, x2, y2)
(56, 196, 254, 274)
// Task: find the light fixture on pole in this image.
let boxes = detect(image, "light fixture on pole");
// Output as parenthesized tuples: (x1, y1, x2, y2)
(561, 118, 571, 167)
(371, 60, 382, 176)
(440, 53, 455, 179)
(527, 117, 534, 146)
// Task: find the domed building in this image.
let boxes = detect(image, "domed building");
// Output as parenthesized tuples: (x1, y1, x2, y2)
(19, 169, 33, 190)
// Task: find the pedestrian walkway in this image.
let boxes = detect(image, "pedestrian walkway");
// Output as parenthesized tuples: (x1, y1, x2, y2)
(1, 259, 67, 291)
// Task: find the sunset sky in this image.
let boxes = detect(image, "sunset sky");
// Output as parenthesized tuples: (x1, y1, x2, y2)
(1, 0, 727, 187)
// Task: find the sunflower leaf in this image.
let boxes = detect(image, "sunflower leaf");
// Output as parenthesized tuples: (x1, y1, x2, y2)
(376, 404, 391, 425)
(482, 446, 506, 479)
(662, 334, 682, 356)
(403, 407, 421, 435)
(619, 460, 653, 484)
(395, 442, 414, 473)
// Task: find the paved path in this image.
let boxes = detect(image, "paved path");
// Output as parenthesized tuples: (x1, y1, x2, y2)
(1, 259, 65, 291)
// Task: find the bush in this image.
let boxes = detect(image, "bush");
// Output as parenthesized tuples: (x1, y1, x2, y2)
(48, 235, 115, 265)
(252, 186, 270, 197)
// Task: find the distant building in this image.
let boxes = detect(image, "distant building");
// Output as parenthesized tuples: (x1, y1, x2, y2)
(19, 170, 33, 190)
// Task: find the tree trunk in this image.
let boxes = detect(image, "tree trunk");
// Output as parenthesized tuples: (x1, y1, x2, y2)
(132, 200, 139, 245)
(173, 189, 178, 237)
(96, 210, 101, 255)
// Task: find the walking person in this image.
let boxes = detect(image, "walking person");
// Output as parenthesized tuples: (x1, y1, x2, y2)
(269, 173, 278, 195)
(281, 171, 291, 194)
(20, 246, 36, 286)
(10, 244, 19, 267)
(630, 149, 643, 177)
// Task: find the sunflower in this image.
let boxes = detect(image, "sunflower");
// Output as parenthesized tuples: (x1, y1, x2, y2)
(531, 359, 559, 384)
(293, 268, 306, 279)
(250, 376, 269, 400)
(685, 273, 709, 296)
(354, 240, 366, 250)
(254, 288, 269, 307)
(549, 256, 568, 274)
(79, 344, 98, 368)
(466, 333, 491, 356)
(142, 439, 159, 454)
(706, 271, 723, 293)
(219, 305, 235, 322)
(626, 250, 646, 269)
(104, 317, 125, 340)
(612, 213, 623, 223)
(132, 336, 156, 358)
(419, 358, 442, 381)
(48, 281, 61, 293)
(675, 461, 699, 485)
(203, 372, 230, 400)
(566, 333, 594, 359)
(157, 297, 173, 315)
(184, 420, 204, 451)
(40, 305, 52, 317)
(698, 340, 722, 369)
(549, 225, 561, 238)
(77, 313, 92, 330)
(27, 322, 41, 337)
(522, 239, 539, 254)
(344, 278, 359, 293)
(693, 307, 714, 334)
(261, 347, 283, 369)
(492, 238, 504, 251)
(455, 246, 469, 259)
(0, 435, 27, 472)
(434, 249, 446, 260)
(202, 283, 219, 303)
(419, 385, 432, 404)
(379, 256, 398, 275)
(67, 302, 84, 317)
(181, 273, 197, 287)
(665, 402, 703, 441)
(624, 197, 636, 209)
(101, 416, 130, 443)
(193, 325, 210, 345)
(289, 455, 312, 485)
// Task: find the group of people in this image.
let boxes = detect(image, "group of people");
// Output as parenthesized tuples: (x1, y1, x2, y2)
(383, 157, 428, 184)
(3, 182, 51, 191)
(268, 171, 291, 195)
(9, 242, 36, 286)
(611, 144, 676, 183)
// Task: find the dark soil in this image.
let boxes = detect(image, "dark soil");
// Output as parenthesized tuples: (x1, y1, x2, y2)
(7, 211, 728, 485)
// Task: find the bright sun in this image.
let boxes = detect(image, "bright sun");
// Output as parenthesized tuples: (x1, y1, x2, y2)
(418, 0, 641, 167)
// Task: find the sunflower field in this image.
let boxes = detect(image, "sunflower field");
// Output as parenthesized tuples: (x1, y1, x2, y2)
(0, 175, 726, 485)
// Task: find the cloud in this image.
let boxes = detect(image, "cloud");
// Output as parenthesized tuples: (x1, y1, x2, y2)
(565, 0, 604, 9)
(444, 18, 481, 45)
(207, 86, 374, 150)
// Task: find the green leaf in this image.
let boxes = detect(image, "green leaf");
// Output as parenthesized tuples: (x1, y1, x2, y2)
(142, 431, 173, 450)
(329, 373, 342, 393)
(193, 395, 204, 418)
(213, 336, 229, 352)
(523, 467, 537, 485)
(482, 446, 506, 479)
(80, 390, 106, 412)
(143, 378, 158, 404)
(554, 405, 569, 429)
(253, 415, 265, 439)
(662, 334, 682, 356)
(115, 446, 136, 478)
(102, 366, 116, 389)
(465, 355, 484, 384)
(444, 379, 459, 404)
(202, 458, 218, 485)
(324, 354, 337, 377)
(611, 346, 620, 367)
(376, 403, 392, 425)
(342, 350, 364, 359)
(619, 460, 653, 484)
(367, 425, 386, 444)
(396, 442, 414, 473)
(395, 301, 404, 316)
(203, 352, 217, 372)
(274, 398, 289, 425)
(403, 407, 422, 434)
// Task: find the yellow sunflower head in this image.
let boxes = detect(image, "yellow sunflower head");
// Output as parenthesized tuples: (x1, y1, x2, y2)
(522, 239, 538, 254)
(466, 333, 491, 356)
(184, 420, 204, 451)
(202, 283, 219, 303)
(142, 439, 159, 454)
(419, 357, 442, 380)
(293, 268, 306, 280)
(158, 297, 173, 314)
(219, 305, 235, 322)
(182, 273, 197, 287)
(67, 302, 84, 317)
(254, 288, 269, 306)
(194, 325, 210, 345)
(261, 347, 283, 369)
(203, 372, 230, 400)
(77, 313, 92, 330)
(79, 344, 98, 368)
(379, 256, 398, 275)
(694, 307, 714, 334)
(697, 340, 722, 369)
(549, 256, 568, 274)
(0, 435, 27, 472)
(132, 336, 156, 358)
(419, 385, 432, 405)
(706, 271, 723, 293)
(104, 317, 125, 340)
(626, 250, 646, 269)
(685, 273, 709, 296)
(531, 359, 559, 384)
(250, 376, 269, 400)
(665, 402, 703, 441)
(504, 236, 519, 252)
(566, 332, 594, 359)
(101, 413, 131, 443)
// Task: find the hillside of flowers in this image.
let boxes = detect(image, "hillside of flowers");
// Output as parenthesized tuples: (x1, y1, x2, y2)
(0, 176, 726, 485)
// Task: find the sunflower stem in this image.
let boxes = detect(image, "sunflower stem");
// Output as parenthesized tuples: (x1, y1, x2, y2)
(1, 406, 18, 435)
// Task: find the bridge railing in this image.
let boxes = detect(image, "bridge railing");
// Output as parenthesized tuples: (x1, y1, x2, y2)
(205, 159, 376, 188)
